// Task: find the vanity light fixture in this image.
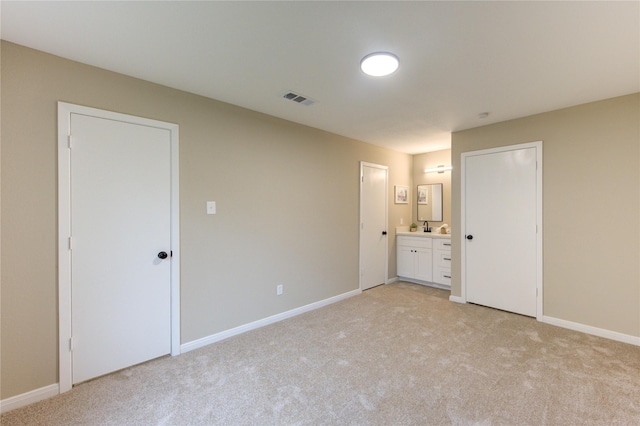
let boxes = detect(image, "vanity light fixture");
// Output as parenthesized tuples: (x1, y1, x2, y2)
(360, 52, 399, 76)
(424, 165, 452, 174)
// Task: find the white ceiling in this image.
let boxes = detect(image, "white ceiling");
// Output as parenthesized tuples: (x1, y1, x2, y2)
(2, 1, 638, 154)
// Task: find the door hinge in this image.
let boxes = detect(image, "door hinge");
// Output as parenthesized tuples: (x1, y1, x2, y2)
(361, 175, 364, 182)
(69, 337, 74, 351)
(68, 135, 72, 149)
(68, 236, 73, 250)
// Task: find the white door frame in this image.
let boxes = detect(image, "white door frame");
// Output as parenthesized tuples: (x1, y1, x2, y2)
(460, 141, 543, 320)
(359, 161, 389, 290)
(57, 102, 180, 393)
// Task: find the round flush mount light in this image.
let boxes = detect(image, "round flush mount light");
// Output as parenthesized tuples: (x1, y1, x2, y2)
(360, 52, 399, 77)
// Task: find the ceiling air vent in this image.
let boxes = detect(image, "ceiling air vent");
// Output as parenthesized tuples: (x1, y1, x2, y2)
(281, 90, 316, 106)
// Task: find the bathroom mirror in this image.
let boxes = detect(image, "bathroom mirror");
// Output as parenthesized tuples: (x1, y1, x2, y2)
(417, 183, 443, 222)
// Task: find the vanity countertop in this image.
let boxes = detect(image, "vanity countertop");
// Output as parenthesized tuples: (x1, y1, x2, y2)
(396, 231, 451, 239)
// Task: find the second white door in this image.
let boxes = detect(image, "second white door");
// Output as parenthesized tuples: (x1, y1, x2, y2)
(70, 111, 172, 384)
(462, 143, 540, 317)
(360, 162, 388, 290)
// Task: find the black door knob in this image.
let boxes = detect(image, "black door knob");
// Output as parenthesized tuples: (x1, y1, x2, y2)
(157, 251, 168, 259)
(466, 235, 473, 240)
(382, 231, 388, 235)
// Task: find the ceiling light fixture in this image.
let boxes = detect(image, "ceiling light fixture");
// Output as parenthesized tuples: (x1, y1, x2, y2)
(360, 52, 399, 77)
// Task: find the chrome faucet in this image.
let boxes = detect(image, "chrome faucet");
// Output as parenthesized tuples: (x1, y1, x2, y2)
(423, 220, 429, 232)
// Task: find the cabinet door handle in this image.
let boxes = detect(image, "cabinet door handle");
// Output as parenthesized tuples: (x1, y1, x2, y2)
(444, 257, 451, 261)
(443, 243, 451, 246)
(444, 275, 451, 279)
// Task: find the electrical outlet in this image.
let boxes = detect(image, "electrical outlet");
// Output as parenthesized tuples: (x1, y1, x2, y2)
(276, 284, 283, 296)
(400, 218, 404, 225)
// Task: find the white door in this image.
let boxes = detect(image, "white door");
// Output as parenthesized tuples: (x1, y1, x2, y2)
(462, 143, 541, 317)
(68, 111, 172, 384)
(360, 162, 388, 290)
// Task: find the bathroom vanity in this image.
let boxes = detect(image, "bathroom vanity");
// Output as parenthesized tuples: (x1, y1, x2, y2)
(396, 232, 451, 289)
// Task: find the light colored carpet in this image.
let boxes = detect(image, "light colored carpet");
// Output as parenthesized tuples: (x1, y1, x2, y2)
(2, 282, 639, 425)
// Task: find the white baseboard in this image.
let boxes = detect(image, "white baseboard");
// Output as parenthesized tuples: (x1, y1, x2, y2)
(542, 316, 640, 347)
(1, 383, 59, 414)
(181, 288, 362, 353)
(386, 277, 398, 284)
(449, 295, 466, 304)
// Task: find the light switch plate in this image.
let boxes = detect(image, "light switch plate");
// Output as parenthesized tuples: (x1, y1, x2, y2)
(206, 201, 216, 215)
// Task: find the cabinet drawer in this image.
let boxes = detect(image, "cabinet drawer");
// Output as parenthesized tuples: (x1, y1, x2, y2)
(433, 239, 452, 250)
(433, 267, 452, 286)
(397, 236, 432, 248)
(435, 250, 452, 268)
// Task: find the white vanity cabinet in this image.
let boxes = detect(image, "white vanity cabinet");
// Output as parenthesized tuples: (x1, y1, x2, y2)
(397, 236, 433, 282)
(396, 233, 451, 289)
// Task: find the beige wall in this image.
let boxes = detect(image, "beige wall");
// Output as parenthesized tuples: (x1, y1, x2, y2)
(412, 149, 452, 227)
(451, 93, 640, 337)
(0, 41, 412, 399)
